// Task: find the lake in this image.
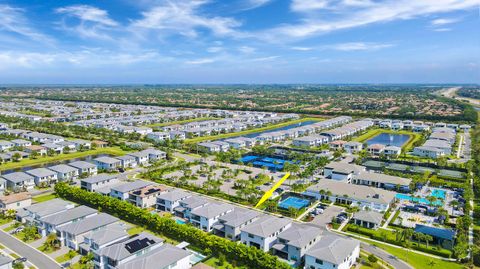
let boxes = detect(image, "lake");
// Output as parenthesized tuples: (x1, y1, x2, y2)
(366, 133, 410, 147)
(230, 120, 318, 139)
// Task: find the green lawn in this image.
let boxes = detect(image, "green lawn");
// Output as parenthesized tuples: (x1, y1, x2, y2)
(10, 253, 20, 259)
(55, 251, 78, 263)
(185, 117, 323, 144)
(203, 257, 249, 269)
(32, 193, 57, 203)
(357, 238, 464, 269)
(126, 226, 145, 235)
(37, 245, 59, 254)
(146, 117, 219, 128)
(353, 128, 422, 151)
(0, 147, 128, 171)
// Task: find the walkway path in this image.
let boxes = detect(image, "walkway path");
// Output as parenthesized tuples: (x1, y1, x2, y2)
(0, 229, 62, 269)
(382, 205, 399, 229)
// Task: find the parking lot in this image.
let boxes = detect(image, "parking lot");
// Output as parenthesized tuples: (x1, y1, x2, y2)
(311, 204, 345, 227)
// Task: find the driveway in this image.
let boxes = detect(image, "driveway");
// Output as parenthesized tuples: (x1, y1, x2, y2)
(0, 230, 62, 269)
(311, 204, 343, 227)
(361, 242, 413, 269)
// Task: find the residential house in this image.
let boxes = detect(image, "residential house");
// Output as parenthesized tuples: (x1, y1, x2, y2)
(69, 161, 98, 177)
(343, 141, 363, 154)
(190, 203, 234, 232)
(94, 156, 121, 171)
(116, 243, 192, 269)
(24, 145, 47, 156)
(48, 164, 79, 181)
(213, 207, 261, 241)
(116, 155, 138, 169)
(272, 224, 323, 265)
(351, 210, 383, 230)
(0, 141, 13, 152)
(71, 139, 92, 150)
(127, 151, 149, 166)
(80, 174, 119, 192)
(383, 146, 401, 157)
(36, 205, 97, 237)
(58, 213, 119, 250)
(304, 234, 360, 269)
(0, 192, 32, 211)
(142, 148, 167, 162)
(128, 185, 167, 208)
(25, 168, 58, 186)
(156, 189, 192, 213)
(10, 139, 31, 148)
(110, 180, 152, 201)
(1, 172, 35, 190)
(175, 196, 209, 219)
(240, 215, 292, 252)
(367, 144, 385, 156)
(16, 198, 74, 224)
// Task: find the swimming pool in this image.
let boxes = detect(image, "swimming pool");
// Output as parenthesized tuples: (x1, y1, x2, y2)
(239, 155, 294, 171)
(395, 193, 443, 206)
(430, 189, 446, 199)
(278, 196, 310, 210)
(176, 219, 186, 225)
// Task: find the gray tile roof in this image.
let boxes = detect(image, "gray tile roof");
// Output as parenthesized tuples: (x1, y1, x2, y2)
(111, 180, 152, 193)
(306, 179, 396, 205)
(48, 164, 77, 174)
(353, 171, 411, 186)
(191, 203, 234, 219)
(69, 161, 96, 169)
(83, 223, 128, 246)
(306, 234, 359, 265)
(117, 244, 191, 269)
(25, 168, 56, 178)
(99, 232, 163, 262)
(1, 172, 34, 183)
(59, 213, 118, 235)
(157, 189, 191, 202)
(352, 210, 383, 225)
(81, 174, 117, 184)
(180, 195, 209, 208)
(23, 198, 73, 218)
(240, 215, 291, 237)
(277, 223, 323, 249)
(94, 156, 121, 164)
(218, 207, 261, 228)
(40, 205, 97, 226)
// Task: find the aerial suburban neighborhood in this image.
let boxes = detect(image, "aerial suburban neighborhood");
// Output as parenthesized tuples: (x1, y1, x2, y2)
(0, 1, 479, 269)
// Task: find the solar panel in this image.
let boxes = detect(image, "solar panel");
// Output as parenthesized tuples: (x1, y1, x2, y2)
(125, 238, 156, 254)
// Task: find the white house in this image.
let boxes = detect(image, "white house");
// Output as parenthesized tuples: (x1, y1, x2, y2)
(240, 215, 292, 252)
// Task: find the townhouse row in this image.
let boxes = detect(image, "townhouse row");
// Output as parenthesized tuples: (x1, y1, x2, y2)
(0, 148, 166, 191)
(155, 189, 360, 268)
(413, 127, 457, 158)
(15, 199, 193, 269)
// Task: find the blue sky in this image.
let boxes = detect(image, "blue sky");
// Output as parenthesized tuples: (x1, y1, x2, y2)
(0, 0, 478, 84)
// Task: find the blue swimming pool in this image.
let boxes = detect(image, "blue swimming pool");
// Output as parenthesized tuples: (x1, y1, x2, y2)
(430, 189, 446, 199)
(176, 219, 186, 225)
(395, 193, 443, 206)
(366, 133, 410, 147)
(278, 196, 310, 210)
(239, 155, 294, 171)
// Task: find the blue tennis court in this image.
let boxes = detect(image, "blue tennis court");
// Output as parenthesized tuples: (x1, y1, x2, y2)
(278, 196, 310, 210)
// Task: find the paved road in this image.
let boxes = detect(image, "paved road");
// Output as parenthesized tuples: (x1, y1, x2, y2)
(0, 229, 62, 269)
(361, 243, 413, 269)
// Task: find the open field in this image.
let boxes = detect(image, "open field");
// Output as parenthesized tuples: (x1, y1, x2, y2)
(0, 147, 128, 171)
(185, 117, 324, 144)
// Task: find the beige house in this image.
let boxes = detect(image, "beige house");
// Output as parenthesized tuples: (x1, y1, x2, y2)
(0, 192, 32, 211)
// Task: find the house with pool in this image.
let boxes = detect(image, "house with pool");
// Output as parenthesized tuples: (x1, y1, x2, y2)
(304, 180, 397, 212)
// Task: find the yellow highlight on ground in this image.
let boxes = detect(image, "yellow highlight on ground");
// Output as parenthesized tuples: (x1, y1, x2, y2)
(255, 172, 290, 208)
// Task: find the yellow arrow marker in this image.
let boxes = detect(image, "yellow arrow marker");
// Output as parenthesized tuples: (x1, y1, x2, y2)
(255, 172, 290, 208)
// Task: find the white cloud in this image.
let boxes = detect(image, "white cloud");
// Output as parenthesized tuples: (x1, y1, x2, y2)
(323, 42, 393, 51)
(56, 5, 118, 26)
(56, 5, 118, 39)
(291, 46, 313, 51)
(240, 0, 273, 11)
(433, 28, 452, 32)
(131, 0, 241, 38)
(431, 18, 459, 25)
(238, 46, 256, 54)
(249, 55, 279, 61)
(264, 0, 478, 41)
(185, 58, 216, 64)
(207, 46, 223, 53)
(0, 5, 52, 43)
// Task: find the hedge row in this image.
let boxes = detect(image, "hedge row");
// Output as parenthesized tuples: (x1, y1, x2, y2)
(54, 183, 290, 269)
